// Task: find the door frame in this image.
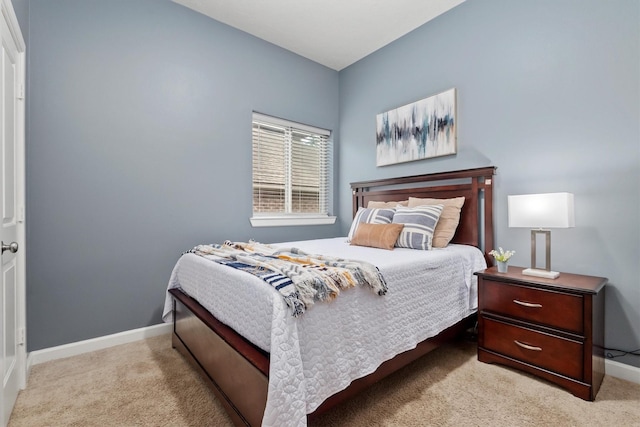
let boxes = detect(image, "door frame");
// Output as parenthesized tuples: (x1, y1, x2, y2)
(1, 0, 26, 395)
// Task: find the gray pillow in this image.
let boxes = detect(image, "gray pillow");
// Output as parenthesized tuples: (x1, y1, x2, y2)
(347, 207, 395, 242)
(392, 205, 444, 250)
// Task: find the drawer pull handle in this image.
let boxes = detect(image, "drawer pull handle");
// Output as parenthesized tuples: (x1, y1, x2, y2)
(514, 340, 542, 351)
(513, 299, 542, 308)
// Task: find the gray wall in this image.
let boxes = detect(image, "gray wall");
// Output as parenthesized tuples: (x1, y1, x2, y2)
(26, 0, 340, 350)
(9, 0, 28, 44)
(338, 0, 640, 367)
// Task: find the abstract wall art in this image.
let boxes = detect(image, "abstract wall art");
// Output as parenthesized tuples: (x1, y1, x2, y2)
(376, 88, 457, 166)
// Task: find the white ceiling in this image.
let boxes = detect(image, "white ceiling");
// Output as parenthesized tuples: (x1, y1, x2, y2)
(173, 0, 466, 71)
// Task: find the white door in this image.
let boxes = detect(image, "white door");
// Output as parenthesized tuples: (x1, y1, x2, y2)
(0, 1, 25, 425)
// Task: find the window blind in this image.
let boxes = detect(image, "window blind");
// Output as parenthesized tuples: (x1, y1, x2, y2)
(252, 113, 331, 217)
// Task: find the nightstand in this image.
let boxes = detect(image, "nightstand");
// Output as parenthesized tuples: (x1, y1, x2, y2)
(475, 266, 606, 401)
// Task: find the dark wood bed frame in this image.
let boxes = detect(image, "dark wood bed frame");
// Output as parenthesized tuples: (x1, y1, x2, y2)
(169, 166, 497, 426)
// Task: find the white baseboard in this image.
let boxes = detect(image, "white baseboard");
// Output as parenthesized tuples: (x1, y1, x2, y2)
(26, 323, 172, 376)
(605, 358, 640, 384)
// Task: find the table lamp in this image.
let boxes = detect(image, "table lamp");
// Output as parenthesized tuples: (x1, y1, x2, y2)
(507, 192, 575, 279)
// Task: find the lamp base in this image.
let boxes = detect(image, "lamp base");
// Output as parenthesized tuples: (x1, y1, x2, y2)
(522, 268, 560, 279)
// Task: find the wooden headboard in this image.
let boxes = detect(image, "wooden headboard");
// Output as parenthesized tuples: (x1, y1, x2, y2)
(350, 166, 497, 262)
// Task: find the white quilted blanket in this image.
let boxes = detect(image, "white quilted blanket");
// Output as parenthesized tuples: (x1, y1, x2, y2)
(162, 238, 486, 427)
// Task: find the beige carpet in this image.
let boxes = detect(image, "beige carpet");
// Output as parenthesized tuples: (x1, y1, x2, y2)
(9, 334, 640, 426)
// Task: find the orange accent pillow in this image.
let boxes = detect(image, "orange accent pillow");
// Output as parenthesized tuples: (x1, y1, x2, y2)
(350, 223, 404, 250)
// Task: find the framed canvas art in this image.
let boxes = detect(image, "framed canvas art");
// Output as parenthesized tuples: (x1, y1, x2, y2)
(376, 88, 457, 166)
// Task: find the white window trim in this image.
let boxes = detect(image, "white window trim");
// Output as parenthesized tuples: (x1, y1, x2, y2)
(253, 113, 331, 137)
(250, 215, 337, 227)
(251, 112, 334, 227)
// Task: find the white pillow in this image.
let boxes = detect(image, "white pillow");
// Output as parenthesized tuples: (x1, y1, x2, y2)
(392, 205, 444, 250)
(367, 200, 409, 208)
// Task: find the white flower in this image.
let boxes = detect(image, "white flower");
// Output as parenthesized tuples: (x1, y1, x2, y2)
(489, 247, 515, 262)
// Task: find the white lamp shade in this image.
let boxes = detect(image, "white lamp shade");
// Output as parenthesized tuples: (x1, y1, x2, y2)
(508, 192, 575, 228)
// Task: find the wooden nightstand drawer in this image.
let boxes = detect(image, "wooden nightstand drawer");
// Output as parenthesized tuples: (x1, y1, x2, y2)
(483, 317, 584, 381)
(481, 279, 584, 334)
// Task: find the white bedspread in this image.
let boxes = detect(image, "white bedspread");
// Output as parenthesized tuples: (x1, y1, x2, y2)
(162, 238, 486, 427)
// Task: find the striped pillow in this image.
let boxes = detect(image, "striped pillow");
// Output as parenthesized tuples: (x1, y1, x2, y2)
(408, 196, 465, 248)
(392, 205, 444, 250)
(347, 207, 396, 242)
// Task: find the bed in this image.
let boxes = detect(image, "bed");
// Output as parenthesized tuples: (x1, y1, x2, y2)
(163, 166, 496, 426)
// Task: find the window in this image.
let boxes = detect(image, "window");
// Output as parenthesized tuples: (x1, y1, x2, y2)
(251, 112, 335, 227)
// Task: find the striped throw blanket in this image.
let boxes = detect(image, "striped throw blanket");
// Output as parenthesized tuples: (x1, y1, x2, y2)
(187, 241, 387, 316)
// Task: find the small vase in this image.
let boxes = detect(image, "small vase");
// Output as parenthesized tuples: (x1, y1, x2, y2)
(496, 261, 508, 273)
